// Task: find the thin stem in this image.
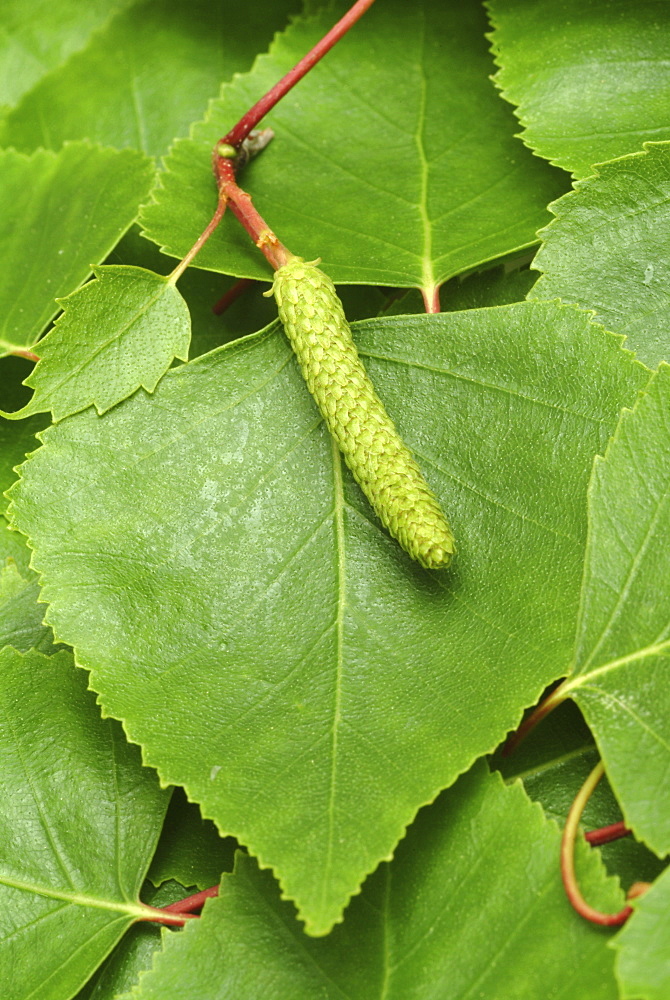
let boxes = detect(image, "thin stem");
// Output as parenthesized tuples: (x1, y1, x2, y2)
(502, 681, 569, 756)
(168, 196, 228, 285)
(561, 761, 633, 926)
(213, 277, 255, 315)
(422, 286, 441, 314)
(9, 347, 40, 362)
(135, 906, 198, 926)
(214, 157, 293, 271)
(162, 884, 219, 915)
(585, 820, 631, 846)
(220, 0, 377, 149)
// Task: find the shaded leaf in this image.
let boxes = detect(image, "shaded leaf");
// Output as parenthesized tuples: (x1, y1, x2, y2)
(131, 764, 623, 1000)
(0, 0, 132, 111)
(0, 0, 301, 157)
(487, 0, 670, 178)
(495, 699, 666, 889)
(140, 0, 567, 293)
(0, 143, 155, 354)
(0, 647, 169, 1000)
(559, 365, 670, 855)
(2, 266, 191, 422)
(0, 548, 56, 655)
(0, 358, 49, 513)
(614, 863, 670, 1000)
(530, 142, 670, 368)
(7, 302, 647, 933)
(148, 787, 237, 891)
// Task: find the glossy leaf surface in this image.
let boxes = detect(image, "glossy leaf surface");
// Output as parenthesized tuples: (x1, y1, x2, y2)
(0, 143, 155, 353)
(8, 302, 646, 933)
(530, 142, 670, 368)
(487, 0, 670, 178)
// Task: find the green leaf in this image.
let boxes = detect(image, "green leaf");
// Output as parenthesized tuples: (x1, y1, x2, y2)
(530, 142, 670, 368)
(2, 266, 191, 422)
(0, 143, 155, 354)
(0, 0, 132, 111)
(0, 647, 169, 1000)
(386, 261, 537, 315)
(8, 301, 646, 934)
(614, 864, 670, 1000)
(131, 764, 623, 1000)
(487, 0, 670, 179)
(140, 0, 567, 293)
(147, 787, 237, 891)
(0, 0, 301, 157)
(558, 365, 670, 855)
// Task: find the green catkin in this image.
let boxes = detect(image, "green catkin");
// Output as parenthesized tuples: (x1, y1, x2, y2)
(271, 257, 455, 569)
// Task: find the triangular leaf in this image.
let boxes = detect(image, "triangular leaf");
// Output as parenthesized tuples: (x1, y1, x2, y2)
(2, 266, 191, 421)
(0, 143, 155, 354)
(140, 0, 567, 293)
(0, 647, 169, 999)
(7, 302, 647, 933)
(530, 142, 670, 368)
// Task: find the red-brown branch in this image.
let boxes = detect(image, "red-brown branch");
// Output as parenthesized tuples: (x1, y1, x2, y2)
(213, 277, 256, 315)
(162, 884, 220, 915)
(220, 0, 377, 149)
(585, 820, 631, 846)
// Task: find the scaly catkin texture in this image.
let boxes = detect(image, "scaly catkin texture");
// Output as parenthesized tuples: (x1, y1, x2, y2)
(271, 257, 455, 569)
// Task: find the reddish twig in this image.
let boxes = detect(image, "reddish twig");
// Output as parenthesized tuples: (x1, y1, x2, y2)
(502, 681, 569, 756)
(135, 906, 198, 926)
(8, 347, 40, 362)
(168, 196, 228, 285)
(162, 884, 220, 915)
(213, 156, 294, 271)
(561, 761, 638, 926)
(213, 277, 256, 315)
(585, 820, 631, 846)
(220, 0, 377, 150)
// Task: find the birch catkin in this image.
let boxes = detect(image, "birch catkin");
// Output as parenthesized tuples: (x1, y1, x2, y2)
(271, 257, 455, 569)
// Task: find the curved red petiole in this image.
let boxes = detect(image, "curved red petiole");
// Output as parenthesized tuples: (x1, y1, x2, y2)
(561, 761, 643, 926)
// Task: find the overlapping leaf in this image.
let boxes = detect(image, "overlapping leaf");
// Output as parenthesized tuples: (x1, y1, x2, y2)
(0, 0, 301, 157)
(530, 142, 670, 368)
(140, 0, 567, 293)
(557, 365, 670, 855)
(147, 788, 236, 891)
(0, 0, 132, 111)
(131, 765, 623, 1000)
(0, 647, 169, 1000)
(0, 142, 155, 354)
(8, 302, 646, 933)
(487, 0, 670, 178)
(2, 266, 191, 422)
(0, 527, 56, 654)
(614, 863, 670, 1000)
